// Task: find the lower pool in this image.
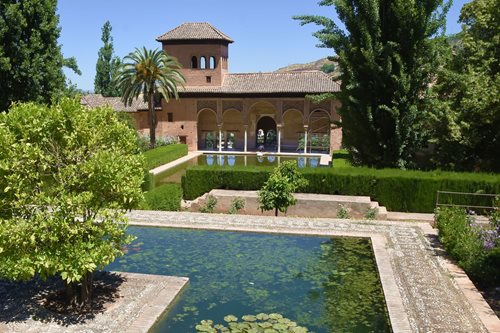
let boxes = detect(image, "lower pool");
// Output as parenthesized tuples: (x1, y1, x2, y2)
(106, 227, 392, 332)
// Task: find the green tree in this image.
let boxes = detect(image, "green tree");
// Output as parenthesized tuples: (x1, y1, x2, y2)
(115, 47, 185, 148)
(0, 98, 144, 310)
(427, 0, 499, 171)
(94, 21, 121, 97)
(0, 0, 80, 111)
(295, 0, 450, 168)
(258, 161, 308, 216)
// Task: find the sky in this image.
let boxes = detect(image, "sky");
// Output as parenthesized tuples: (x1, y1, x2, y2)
(57, 0, 470, 92)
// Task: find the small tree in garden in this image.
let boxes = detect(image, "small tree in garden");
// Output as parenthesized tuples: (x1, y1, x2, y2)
(258, 161, 308, 216)
(0, 99, 144, 310)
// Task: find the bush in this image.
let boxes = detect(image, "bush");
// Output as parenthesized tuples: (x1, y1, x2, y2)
(137, 133, 180, 152)
(228, 197, 245, 214)
(181, 166, 500, 212)
(436, 207, 500, 287)
(142, 183, 182, 211)
(200, 195, 217, 213)
(142, 144, 188, 171)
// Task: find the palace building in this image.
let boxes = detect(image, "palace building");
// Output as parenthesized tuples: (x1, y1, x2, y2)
(82, 22, 342, 153)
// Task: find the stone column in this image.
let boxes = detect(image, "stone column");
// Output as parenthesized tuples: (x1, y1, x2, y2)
(243, 125, 248, 152)
(277, 124, 282, 153)
(303, 125, 309, 154)
(218, 125, 223, 152)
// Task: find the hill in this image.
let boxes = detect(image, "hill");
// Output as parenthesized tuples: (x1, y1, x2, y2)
(274, 57, 338, 75)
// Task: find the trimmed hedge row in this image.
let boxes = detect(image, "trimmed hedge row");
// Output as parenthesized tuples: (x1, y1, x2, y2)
(436, 207, 499, 287)
(142, 183, 182, 211)
(142, 144, 188, 171)
(181, 166, 500, 213)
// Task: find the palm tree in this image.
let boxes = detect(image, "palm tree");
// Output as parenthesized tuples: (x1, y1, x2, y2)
(115, 47, 185, 148)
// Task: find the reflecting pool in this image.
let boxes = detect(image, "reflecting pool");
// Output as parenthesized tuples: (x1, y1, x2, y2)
(153, 154, 321, 186)
(106, 227, 392, 333)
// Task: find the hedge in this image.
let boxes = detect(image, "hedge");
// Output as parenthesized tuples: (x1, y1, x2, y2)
(142, 144, 188, 171)
(181, 166, 500, 213)
(436, 207, 499, 287)
(142, 183, 182, 211)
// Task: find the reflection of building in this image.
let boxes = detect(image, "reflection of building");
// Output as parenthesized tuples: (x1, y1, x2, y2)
(83, 22, 342, 153)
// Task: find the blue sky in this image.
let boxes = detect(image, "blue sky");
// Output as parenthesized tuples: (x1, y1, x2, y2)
(58, 0, 470, 91)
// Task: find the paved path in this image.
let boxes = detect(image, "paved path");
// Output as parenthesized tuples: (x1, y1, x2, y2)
(150, 151, 202, 175)
(126, 211, 500, 333)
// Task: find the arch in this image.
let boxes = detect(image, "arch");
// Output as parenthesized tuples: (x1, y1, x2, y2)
(197, 108, 218, 150)
(282, 109, 304, 152)
(247, 101, 278, 151)
(200, 56, 207, 69)
(209, 56, 216, 69)
(308, 109, 331, 153)
(256, 116, 277, 150)
(191, 56, 198, 69)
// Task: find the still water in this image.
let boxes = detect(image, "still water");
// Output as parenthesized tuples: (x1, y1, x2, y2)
(106, 227, 392, 333)
(153, 154, 322, 186)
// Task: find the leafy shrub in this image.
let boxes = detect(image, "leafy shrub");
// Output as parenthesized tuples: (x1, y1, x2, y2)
(182, 166, 500, 212)
(137, 133, 179, 152)
(364, 208, 378, 220)
(142, 143, 188, 170)
(336, 205, 350, 219)
(196, 313, 309, 333)
(200, 195, 217, 213)
(436, 207, 500, 287)
(142, 183, 182, 211)
(229, 197, 245, 214)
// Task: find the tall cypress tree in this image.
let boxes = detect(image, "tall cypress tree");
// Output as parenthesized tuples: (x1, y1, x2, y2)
(0, 0, 75, 112)
(94, 21, 121, 97)
(296, 0, 450, 168)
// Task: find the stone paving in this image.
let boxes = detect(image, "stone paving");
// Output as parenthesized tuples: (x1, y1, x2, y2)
(126, 210, 500, 333)
(0, 272, 188, 333)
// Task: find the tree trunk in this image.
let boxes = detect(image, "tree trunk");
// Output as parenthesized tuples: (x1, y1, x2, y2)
(80, 271, 94, 310)
(275, 207, 278, 216)
(148, 90, 156, 148)
(64, 271, 94, 311)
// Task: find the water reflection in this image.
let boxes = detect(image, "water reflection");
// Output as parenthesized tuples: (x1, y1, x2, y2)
(227, 155, 236, 166)
(206, 154, 214, 166)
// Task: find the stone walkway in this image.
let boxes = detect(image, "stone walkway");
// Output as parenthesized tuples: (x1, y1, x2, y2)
(126, 210, 500, 333)
(0, 272, 188, 333)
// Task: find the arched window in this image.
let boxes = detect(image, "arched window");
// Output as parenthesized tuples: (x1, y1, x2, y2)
(209, 56, 216, 69)
(191, 56, 198, 69)
(200, 56, 207, 69)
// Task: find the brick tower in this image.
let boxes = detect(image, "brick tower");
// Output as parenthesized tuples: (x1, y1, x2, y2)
(156, 22, 233, 87)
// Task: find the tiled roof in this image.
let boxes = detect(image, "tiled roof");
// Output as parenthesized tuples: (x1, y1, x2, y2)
(156, 22, 233, 43)
(182, 71, 340, 95)
(80, 94, 153, 112)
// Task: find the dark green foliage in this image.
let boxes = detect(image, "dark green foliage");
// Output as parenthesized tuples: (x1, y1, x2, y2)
(295, 0, 450, 168)
(0, 0, 78, 111)
(142, 144, 188, 170)
(182, 166, 500, 212)
(142, 183, 182, 211)
(94, 21, 121, 97)
(436, 207, 500, 287)
(320, 63, 335, 74)
(427, 0, 500, 172)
